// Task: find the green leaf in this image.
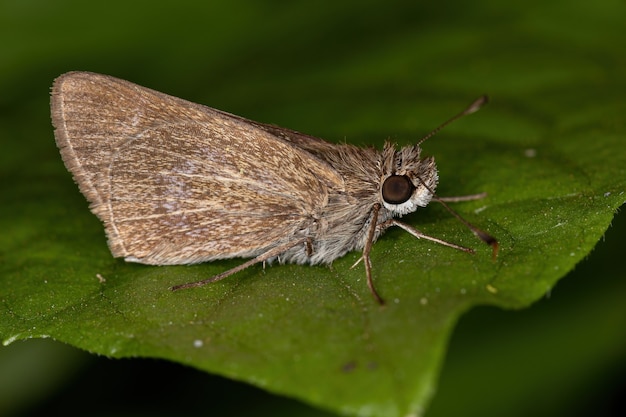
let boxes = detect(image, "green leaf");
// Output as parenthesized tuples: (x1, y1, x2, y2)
(1, 1, 625, 416)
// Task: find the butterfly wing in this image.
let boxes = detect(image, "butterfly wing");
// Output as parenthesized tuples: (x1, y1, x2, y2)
(51, 72, 344, 264)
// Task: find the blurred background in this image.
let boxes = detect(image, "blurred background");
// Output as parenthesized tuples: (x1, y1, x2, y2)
(1, 0, 624, 416)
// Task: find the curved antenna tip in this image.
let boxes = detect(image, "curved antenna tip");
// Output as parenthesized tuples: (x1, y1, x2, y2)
(416, 95, 490, 146)
(465, 95, 489, 115)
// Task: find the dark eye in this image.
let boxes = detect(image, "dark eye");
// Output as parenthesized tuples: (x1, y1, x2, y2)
(382, 175, 414, 204)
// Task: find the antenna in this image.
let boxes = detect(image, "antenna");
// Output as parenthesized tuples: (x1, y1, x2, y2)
(417, 95, 488, 147)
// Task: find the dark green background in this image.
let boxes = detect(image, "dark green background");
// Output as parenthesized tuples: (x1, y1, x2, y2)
(1, 1, 624, 416)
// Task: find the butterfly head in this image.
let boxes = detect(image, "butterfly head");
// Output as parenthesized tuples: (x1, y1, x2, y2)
(380, 143, 438, 216)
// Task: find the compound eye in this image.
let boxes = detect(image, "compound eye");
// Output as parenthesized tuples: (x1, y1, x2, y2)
(382, 175, 414, 204)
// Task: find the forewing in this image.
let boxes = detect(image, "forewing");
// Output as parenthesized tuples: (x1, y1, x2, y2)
(210, 108, 342, 156)
(51, 72, 344, 264)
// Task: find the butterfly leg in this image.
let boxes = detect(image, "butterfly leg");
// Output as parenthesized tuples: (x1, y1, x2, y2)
(350, 203, 385, 305)
(415, 177, 498, 258)
(171, 237, 308, 291)
(305, 237, 314, 257)
(388, 220, 475, 253)
(437, 192, 487, 202)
